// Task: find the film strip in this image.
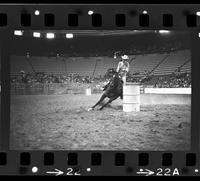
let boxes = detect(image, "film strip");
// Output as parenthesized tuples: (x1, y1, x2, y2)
(0, 151, 199, 176)
(0, 4, 200, 176)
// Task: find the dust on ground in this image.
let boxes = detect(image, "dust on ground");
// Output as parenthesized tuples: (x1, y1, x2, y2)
(10, 94, 191, 150)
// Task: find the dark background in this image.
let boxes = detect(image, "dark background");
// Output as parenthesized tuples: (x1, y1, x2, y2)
(0, 0, 198, 4)
(10, 31, 190, 57)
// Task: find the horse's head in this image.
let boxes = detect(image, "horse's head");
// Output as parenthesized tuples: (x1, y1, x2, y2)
(110, 71, 123, 88)
(105, 68, 118, 79)
(112, 70, 119, 77)
(113, 71, 123, 82)
(105, 68, 122, 88)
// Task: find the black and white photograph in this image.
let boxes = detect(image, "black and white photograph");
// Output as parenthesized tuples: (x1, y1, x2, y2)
(9, 30, 191, 150)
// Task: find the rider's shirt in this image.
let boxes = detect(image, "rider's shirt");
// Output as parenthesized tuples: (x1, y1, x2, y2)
(116, 60, 129, 76)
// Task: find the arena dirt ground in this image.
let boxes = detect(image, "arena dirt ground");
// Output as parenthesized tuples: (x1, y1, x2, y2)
(10, 94, 191, 150)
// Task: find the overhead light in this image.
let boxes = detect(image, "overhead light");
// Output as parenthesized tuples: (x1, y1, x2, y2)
(196, 11, 200, 16)
(34, 10, 40, 16)
(88, 10, 94, 15)
(33, 32, 41, 38)
(142, 10, 148, 14)
(158, 30, 170, 34)
(66, 33, 73, 39)
(198, 32, 200, 38)
(14, 30, 23, 36)
(46, 33, 55, 39)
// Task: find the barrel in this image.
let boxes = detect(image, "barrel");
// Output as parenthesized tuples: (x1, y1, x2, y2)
(86, 87, 92, 96)
(123, 83, 140, 112)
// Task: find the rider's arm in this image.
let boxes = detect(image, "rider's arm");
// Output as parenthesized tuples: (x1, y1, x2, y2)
(126, 62, 130, 72)
(116, 62, 121, 72)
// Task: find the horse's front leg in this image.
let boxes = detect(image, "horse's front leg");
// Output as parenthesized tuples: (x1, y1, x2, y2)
(99, 95, 119, 110)
(88, 94, 107, 111)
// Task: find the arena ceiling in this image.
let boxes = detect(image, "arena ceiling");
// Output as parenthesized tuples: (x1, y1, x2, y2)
(9, 30, 191, 57)
(17, 30, 157, 37)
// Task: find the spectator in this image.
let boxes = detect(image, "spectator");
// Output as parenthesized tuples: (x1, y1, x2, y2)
(10, 70, 191, 89)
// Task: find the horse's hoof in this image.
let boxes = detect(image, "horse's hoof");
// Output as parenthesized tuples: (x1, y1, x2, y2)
(88, 108, 93, 111)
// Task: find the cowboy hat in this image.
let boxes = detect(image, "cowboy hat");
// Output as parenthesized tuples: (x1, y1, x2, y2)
(121, 55, 129, 60)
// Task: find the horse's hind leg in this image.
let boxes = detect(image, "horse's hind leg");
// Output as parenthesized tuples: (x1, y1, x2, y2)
(99, 96, 119, 110)
(88, 94, 107, 111)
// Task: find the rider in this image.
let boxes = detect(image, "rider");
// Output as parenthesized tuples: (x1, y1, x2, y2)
(116, 55, 130, 85)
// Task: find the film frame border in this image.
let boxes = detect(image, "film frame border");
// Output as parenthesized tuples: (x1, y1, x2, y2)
(0, 4, 200, 176)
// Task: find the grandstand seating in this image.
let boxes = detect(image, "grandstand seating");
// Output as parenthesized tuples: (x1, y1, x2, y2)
(180, 60, 191, 73)
(10, 56, 34, 77)
(94, 57, 118, 76)
(10, 49, 191, 77)
(30, 57, 64, 74)
(129, 53, 168, 75)
(153, 50, 191, 75)
(65, 57, 96, 76)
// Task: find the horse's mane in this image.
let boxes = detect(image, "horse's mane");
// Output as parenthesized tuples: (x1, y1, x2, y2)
(107, 73, 122, 90)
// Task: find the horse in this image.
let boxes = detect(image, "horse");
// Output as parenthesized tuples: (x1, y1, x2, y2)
(88, 71, 123, 111)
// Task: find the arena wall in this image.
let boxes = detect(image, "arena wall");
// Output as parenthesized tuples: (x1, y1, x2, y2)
(10, 83, 192, 96)
(144, 88, 191, 94)
(141, 94, 191, 105)
(10, 83, 191, 105)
